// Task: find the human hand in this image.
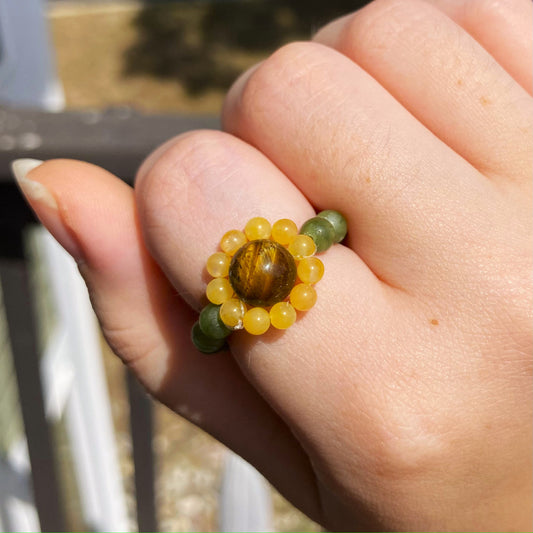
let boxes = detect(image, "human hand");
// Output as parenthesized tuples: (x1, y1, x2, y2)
(13, 0, 532, 530)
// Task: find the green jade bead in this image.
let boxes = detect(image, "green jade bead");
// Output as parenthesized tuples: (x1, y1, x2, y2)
(317, 210, 347, 243)
(199, 303, 232, 340)
(191, 322, 226, 354)
(300, 216, 336, 252)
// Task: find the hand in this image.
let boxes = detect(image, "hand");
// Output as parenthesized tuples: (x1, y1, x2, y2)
(14, 0, 532, 530)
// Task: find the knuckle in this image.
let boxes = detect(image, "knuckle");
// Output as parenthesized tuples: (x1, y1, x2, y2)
(490, 251, 533, 355)
(464, 0, 521, 21)
(342, 0, 420, 50)
(340, 0, 454, 58)
(136, 129, 230, 224)
(238, 41, 329, 123)
(360, 403, 449, 482)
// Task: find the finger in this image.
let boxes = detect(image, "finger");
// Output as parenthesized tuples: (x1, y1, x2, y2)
(13, 158, 321, 517)
(426, 0, 533, 94)
(134, 130, 393, 480)
(135, 129, 378, 306)
(313, 0, 532, 182)
(222, 41, 496, 291)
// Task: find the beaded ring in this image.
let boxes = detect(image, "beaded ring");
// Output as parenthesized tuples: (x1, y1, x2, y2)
(192, 210, 347, 353)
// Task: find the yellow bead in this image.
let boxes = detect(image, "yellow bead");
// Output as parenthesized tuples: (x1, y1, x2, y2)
(206, 252, 230, 278)
(243, 307, 270, 335)
(220, 230, 247, 256)
(220, 298, 246, 329)
(271, 219, 298, 245)
(244, 217, 271, 240)
(288, 234, 316, 259)
(206, 278, 233, 305)
(297, 257, 324, 284)
(269, 302, 296, 330)
(290, 284, 317, 311)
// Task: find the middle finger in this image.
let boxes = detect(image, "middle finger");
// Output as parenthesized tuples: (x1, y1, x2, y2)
(222, 41, 495, 291)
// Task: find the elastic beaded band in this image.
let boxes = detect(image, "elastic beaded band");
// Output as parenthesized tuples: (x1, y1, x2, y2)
(192, 210, 347, 353)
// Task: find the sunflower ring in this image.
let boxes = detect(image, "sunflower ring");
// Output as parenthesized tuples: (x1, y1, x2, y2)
(192, 210, 347, 353)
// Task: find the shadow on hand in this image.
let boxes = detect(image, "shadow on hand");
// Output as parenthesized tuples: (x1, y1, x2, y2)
(123, 0, 369, 96)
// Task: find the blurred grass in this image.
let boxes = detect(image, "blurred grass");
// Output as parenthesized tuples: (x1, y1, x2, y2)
(50, 0, 364, 113)
(50, 2, 231, 113)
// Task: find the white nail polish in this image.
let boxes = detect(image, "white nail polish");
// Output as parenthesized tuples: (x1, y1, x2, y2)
(10, 158, 57, 210)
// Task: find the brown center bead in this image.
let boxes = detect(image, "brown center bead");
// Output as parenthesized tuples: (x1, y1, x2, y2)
(229, 240, 297, 307)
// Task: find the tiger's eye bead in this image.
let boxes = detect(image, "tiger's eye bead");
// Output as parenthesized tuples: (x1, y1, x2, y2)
(245, 217, 271, 240)
(206, 278, 233, 305)
(229, 240, 297, 306)
(199, 303, 232, 339)
(288, 234, 316, 259)
(290, 284, 317, 311)
(191, 322, 226, 354)
(220, 230, 247, 256)
(297, 257, 324, 284)
(300, 217, 336, 253)
(272, 219, 298, 245)
(243, 307, 270, 335)
(317, 210, 347, 243)
(219, 298, 246, 329)
(206, 252, 230, 278)
(270, 302, 296, 330)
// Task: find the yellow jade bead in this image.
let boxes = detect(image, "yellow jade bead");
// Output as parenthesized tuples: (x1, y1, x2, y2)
(206, 278, 233, 305)
(290, 284, 317, 311)
(288, 234, 316, 259)
(220, 299, 246, 329)
(271, 219, 298, 245)
(243, 307, 270, 335)
(206, 252, 230, 278)
(220, 230, 247, 256)
(270, 302, 296, 330)
(297, 257, 324, 284)
(245, 217, 271, 240)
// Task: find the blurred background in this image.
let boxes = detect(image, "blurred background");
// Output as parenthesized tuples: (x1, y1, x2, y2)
(52, 0, 361, 113)
(0, 1, 367, 531)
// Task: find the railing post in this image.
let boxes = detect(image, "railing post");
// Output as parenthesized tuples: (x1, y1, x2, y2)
(0, 225, 66, 532)
(126, 372, 158, 533)
(219, 452, 273, 533)
(39, 230, 130, 532)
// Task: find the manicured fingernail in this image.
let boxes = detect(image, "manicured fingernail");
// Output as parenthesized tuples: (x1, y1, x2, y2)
(11, 158, 84, 261)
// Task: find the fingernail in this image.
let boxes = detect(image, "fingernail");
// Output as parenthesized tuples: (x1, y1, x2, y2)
(11, 159, 58, 209)
(11, 158, 84, 261)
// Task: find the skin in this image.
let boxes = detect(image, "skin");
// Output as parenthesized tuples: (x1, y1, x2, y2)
(17, 0, 532, 530)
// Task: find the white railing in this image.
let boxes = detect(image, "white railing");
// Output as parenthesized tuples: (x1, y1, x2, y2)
(40, 230, 129, 532)
(1, 227, 274, 532)
(1, 228, 129, 532)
